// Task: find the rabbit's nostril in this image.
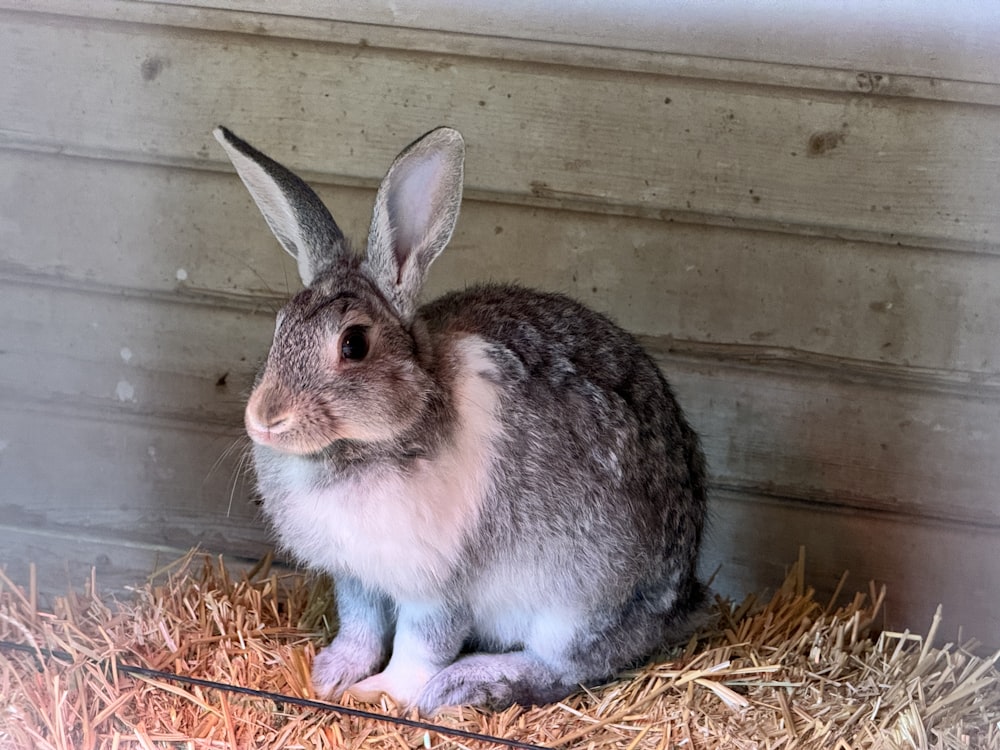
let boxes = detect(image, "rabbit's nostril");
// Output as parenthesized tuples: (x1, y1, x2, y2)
(245, 405, 293, 438)
(264, 414, 289, 432)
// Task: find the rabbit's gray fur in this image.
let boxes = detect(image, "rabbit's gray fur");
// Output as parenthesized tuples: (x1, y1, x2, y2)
(215, 125, 707, 714)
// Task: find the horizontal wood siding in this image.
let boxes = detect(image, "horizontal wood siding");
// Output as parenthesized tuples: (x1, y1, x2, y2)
(0, 2, 997, 646)
(142, 1, 1000, 88)
(4, 278, 999, 526)
(7, 150, 1000, 376)
(3, 11, 1000, 252)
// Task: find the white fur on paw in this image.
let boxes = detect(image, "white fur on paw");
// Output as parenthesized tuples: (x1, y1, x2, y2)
(346, 662, 435, 707)
(311, 639, 382, 700)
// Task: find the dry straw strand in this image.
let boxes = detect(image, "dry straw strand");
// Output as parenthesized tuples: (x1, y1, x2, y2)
(1, 551, 997, 750)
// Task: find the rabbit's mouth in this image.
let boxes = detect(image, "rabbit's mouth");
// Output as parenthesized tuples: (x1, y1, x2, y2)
(244, 394, 405, 455)
(244, 407, 342, 455)
(244, 387, 338, 455)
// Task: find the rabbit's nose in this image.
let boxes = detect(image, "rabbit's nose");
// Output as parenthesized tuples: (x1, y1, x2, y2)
(245, 384, 296, 443)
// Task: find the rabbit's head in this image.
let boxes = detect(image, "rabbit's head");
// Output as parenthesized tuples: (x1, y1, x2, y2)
(214, 127, 465, 455)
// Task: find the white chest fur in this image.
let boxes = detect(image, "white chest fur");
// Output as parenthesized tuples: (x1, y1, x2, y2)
(259, 336, 502, 600)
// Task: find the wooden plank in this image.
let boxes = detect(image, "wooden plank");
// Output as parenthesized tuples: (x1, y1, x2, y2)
(3, 491, 996, 650)
(0, 526, 197, 601)
(2, 279, 998, 525)
(5, 150, 1000, 378)
(661, 353, 1000, 528)
(10, 1, 1000, 105)
(0, 279, 264, 425)
(0, 404, 269, 556)
(140, 0, 1000, 88)
(704, 489, 1000, 649)
(3, 12, 1000, 251)
(0, 150, 336, 309)
(0, 526, 282, 603)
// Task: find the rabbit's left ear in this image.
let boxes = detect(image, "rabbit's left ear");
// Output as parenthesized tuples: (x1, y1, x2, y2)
(364, 127, 465, 322)
(214, 126, 348, 287)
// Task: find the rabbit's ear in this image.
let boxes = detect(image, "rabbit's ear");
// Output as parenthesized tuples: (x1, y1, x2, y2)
(365, 127, 464, 322)
(214, 126, 347, 287)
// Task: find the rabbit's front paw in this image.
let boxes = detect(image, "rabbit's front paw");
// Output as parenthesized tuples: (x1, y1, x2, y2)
(346, 661, 435, 707)
(311, 637, 383, 700)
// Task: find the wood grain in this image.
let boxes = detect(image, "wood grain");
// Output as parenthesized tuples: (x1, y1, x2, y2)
(704, 489, 1000, 646)
(5, 150, 1000, 378)
(2, 11, 1000, 252)
(9, 0, 1000, 103)
(1, 3, 998, 649)
(4, 486, 997, 645)
(0, 404, 265, 553)
(0, 526, 275, 603)
(3, 278, 998, 528)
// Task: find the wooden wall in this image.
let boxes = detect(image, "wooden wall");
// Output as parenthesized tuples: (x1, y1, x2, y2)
(1, 2, 998, 647)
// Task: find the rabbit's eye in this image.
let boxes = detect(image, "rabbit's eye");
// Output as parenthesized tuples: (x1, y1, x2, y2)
(340, 326, 369, 361)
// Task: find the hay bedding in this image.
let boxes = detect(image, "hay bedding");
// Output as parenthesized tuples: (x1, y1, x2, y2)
(1, 552, 997, 750)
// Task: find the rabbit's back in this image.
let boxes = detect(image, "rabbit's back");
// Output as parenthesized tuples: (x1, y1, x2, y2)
(423, 284, 707, 625)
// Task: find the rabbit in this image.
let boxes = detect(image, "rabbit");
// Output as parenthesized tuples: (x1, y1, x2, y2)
(214, 124, 708, 715)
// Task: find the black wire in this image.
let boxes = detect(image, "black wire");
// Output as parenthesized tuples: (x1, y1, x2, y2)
(0, 640, 550, 750)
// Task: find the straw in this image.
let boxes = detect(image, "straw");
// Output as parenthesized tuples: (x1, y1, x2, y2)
(1, 551, 997, 749)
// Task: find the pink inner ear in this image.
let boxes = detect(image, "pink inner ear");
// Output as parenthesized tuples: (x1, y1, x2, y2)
(387, 151, 448, 263)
